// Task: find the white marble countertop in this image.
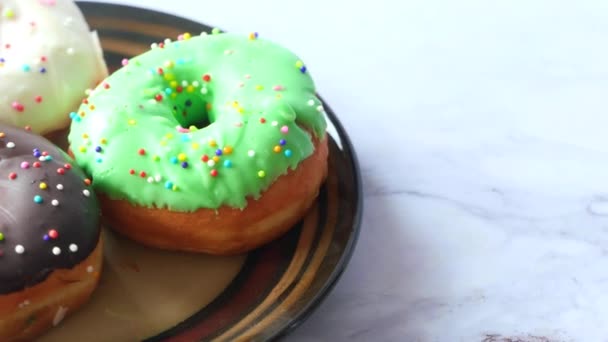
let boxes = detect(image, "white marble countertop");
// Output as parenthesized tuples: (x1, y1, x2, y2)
(85, 0, 608, 341)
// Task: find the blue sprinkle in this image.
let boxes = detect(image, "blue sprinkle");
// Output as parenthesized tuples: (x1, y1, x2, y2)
(96, 158, 103, 163)
(95, 146, 102, 153)
(284, 149, 292, 157)
(22, 64, 30, 72)
(34, 195, 43, 204)
(215, 149, 222, 156)
(299, 66, 307, 73)
(44, 155, 52, 161)
(170, 156, 178, 164)
(0, 58, 5, 63)
(181, 135, 190, 142)
(224, 160, 232, 168)
(164, 181, 173, 189)
(43, 235, 49, 241)
(69, 112, 77, 119)
(39, 67, 46, 74)
(75, 116, 81, 123)
(181, 161, 189, 168)
(165, 88, 172, 95)
(279, 139, 287, 146)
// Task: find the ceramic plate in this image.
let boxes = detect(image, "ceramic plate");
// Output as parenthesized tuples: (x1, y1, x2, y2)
(42, 2, 362, 341)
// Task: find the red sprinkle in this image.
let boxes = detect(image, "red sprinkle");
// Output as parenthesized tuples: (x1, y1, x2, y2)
(201, 155, 209, 162)
(138, 148, 146, 155)
(8, 172, 17, 180)
(64, 163, 72, 170)
(260, 118, 266, 123)
(48, 229, 58, 239)
(129, 169, 135, 175)
(210, 169, 218, 177)
(139, 171, 146, 178)
(33, 161, 41, 168)
(157, 68, 164, 75)
(56, 168, 65, 175)
(176, 86, 183, 93)
(155, 94, 163, 102)
(34, 96, 43, 103)
(202, 74, 211, 82)
(103, 83, 110, 89)
(84, 178, 92, 186)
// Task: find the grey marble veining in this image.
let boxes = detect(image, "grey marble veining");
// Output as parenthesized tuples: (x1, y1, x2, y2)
(87, 0, 608, 340)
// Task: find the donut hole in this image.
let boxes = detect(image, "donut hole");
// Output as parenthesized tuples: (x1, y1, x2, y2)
(171, 94, 211, 129)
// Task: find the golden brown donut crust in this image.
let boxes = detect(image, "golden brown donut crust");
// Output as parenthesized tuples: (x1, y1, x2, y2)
(100, 136, 329, 255)
(0, 238, 103, 341)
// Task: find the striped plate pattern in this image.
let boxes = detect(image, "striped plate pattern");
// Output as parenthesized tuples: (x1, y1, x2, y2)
(77, 2, 362, 341)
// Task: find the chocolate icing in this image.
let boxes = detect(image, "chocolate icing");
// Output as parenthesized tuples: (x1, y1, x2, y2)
(0, 124, 100, 294)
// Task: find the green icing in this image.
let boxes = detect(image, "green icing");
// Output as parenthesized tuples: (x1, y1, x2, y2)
(67, 32, 327, 211)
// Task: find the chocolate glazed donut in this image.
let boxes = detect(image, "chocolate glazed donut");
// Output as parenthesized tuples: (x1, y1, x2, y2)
(0, 124, 103, 341)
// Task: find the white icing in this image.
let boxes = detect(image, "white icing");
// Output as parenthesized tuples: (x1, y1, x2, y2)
(52, 306, 68, 326)
(0, 0, 108, 134)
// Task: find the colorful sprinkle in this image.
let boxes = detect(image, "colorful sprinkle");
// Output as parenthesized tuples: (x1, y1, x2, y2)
(33, 195, 43, 204)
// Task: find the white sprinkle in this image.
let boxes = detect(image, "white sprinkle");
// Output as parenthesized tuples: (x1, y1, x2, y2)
(181, 80, 189, 87)
(164, 60, 172, 67)
(86, 266, 94, 273)
(192, 81, 200, 87)
(147, 176, 154, 183)
(316, 105, 324, 112)
(248, 150, 256, 157)
(52, 247, 61, 255)
(200, 31, 208, 36)
(56, 184, 64, 190)
(39, 156, 46, 161)
(63, 17, 73, 26)
(200, 87, 208, 95)
(66, 47, 75, 55)
(164, 38, 171, 44)
(82, 189, 90, 197)
(69, 244, 78, 252)
(6, 142, 15, 148)
(154, 175, 162, 182)
(150, 43, 158, 49)
(207, 160, 215, 167)
(51, 199, 59, 206)
(15, 245, 24, 254)
(271, 121, 278, 126)
(307, 99, 315, 106)
(53, 306, 68, 326)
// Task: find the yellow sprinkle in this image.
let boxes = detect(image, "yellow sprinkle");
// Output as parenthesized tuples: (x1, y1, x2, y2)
(191, 142, 199, 150)
(164, 73, 175, 81)
(164, 60, 175, 68)
(39, 182, 47, 190)
(273, 145, 282, 153)
(223, 146, 233, 154)
(3, 8, 15, 19)
(82, 133, 89, 139)
(255, 85, 264, 91)
(237, 107, 244, 114)
(165, 133, 174, 139)
(153, 155, 160, 161)
(170, 81, 178, 88)
(295, 60, 304, 68)
(178, 153, 187, 162)
(187, 85, 194, 93)
(79, 111, 86, 117)
(128, 119, 136, 125)
(89, 105, 95, 110)
(231, 101, 239, 108)
(79, 146, 87, 153)
(183, 32, 192, 40)
(248, 32, 257, 40)
(188, 125, 198, 132)
(100, 138, 107, 144)
(213, 156, 220, 162)
(172, 185, 179, 191)
(257, 170, 266, 178)
(208, 139, 217, 147)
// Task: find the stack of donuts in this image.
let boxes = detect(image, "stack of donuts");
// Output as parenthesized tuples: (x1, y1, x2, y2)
(0, 0, 328, 340)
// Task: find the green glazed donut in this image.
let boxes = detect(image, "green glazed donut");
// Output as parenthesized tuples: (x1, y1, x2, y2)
(68, 31, 327, 211)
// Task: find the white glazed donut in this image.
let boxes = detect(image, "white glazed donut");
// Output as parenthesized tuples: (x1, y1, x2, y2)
(0, 0, 107, 134)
